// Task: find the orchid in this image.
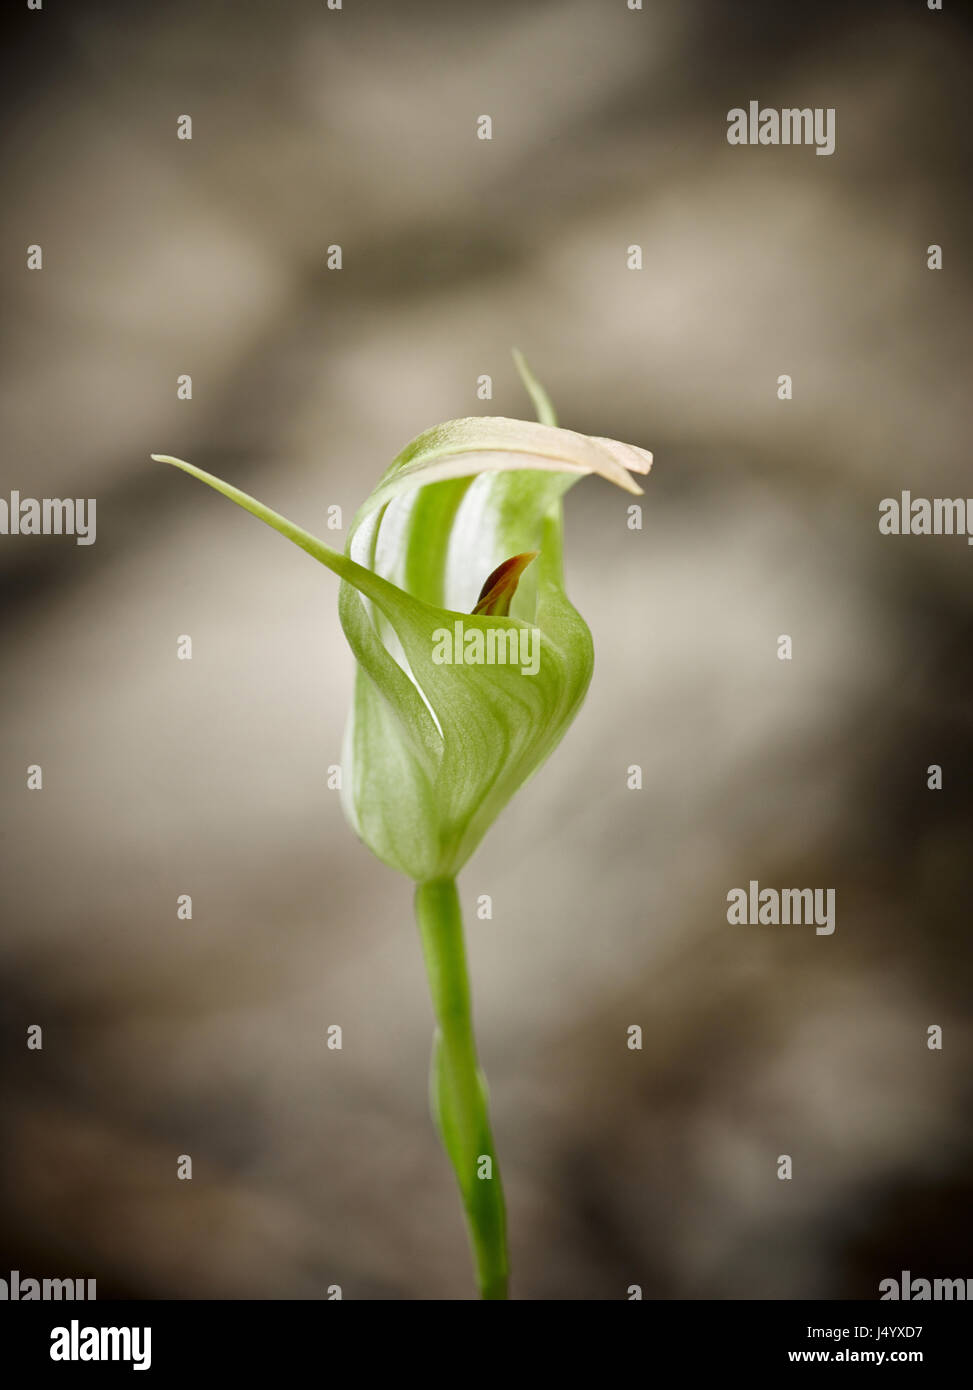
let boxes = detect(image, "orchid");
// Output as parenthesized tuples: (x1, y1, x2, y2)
(154, 353, 651, 1299)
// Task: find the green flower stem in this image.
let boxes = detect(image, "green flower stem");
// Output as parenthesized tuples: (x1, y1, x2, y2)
(413, 878, 508, 1300)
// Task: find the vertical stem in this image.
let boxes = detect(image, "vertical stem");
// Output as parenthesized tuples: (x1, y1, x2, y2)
(414, 878, 509, 1300)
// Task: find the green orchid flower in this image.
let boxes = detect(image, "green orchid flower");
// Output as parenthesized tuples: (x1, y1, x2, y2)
(153, 352, 651, 1300)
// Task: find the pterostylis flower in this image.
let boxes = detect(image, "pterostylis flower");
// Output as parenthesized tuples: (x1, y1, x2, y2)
(154, 352, 651, 1300)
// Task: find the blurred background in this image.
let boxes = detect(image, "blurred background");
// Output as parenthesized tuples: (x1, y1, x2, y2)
(1, 0, 971, 1299)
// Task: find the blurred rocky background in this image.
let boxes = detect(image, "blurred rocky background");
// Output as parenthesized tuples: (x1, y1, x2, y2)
(0, 0, 970, 1298)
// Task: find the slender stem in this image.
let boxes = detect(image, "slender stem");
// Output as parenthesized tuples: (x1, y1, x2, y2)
(414, 878, 508, 1300)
